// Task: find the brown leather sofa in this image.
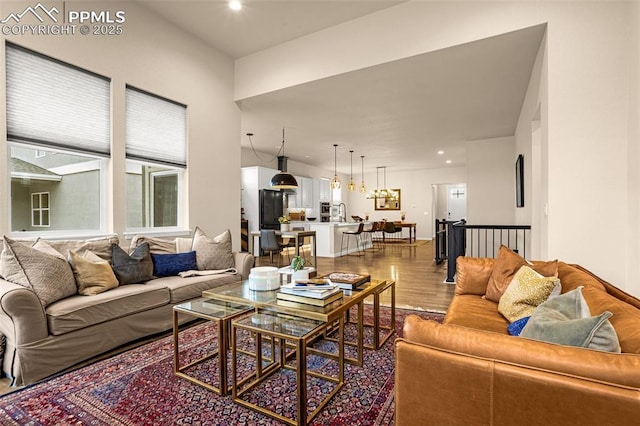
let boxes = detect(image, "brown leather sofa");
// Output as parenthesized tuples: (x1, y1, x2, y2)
(395, 256, 640, 425)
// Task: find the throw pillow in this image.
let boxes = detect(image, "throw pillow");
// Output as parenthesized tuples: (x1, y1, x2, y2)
(128, 235, 176, 254)
(68, 250, 118, 295)
(191, 227, 234, 271)
(484, 245, 558, 303)
(507, 316, 530, 336)
(498, 265, 561, 322)
(46, 236, 119, 263)
(151, 251, 198, 277)
(0, 237, 77, 307)
(111, 243, 154, 285)
(520, 286, 621, 353)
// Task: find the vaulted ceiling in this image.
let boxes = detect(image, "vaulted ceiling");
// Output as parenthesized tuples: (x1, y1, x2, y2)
(141, 1, 545, 174)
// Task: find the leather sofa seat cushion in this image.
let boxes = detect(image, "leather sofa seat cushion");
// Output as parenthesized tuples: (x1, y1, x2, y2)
(404, 315, 640, 389)
(46, 285, 170, 335)
(444, 295, 509, 334)
(145, 273, 240, 304)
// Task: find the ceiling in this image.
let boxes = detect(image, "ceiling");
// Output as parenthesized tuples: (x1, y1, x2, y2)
(141, 1, 546, 175)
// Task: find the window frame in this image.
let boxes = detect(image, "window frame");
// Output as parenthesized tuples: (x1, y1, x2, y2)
(30, 192, 50, 228)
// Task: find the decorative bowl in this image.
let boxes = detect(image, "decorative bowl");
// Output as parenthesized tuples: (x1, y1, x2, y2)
(248, 266, 280, 291)
(307, 217, 317, 221)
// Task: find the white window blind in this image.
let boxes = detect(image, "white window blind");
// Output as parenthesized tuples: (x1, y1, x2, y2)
(5, 43, 110, 156)
(126, 86, 187, 168)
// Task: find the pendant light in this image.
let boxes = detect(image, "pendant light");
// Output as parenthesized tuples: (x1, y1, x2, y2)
(330, 144, 341, 189)
(270, 128, 298, 189)
(359, 155, 366, 193)
(347, 150, 356, 191)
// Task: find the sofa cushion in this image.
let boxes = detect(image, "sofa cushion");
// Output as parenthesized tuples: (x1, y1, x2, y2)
(485, 245, 558, 302)
(443, 294, 509, 334)
(111, 243, 154, 285)
(0, 237, 77, 307)
(144, 273, 241, 304)
(454, 256, 494, 296)
(129, 235, 177, 254)
(46, 284, 170, 335)
(581, 285, 640, 354)
(46, 236, 119, 262)
(151, 251, 197, 277)
(68, 250, 118, 296)
(520, 287, 621, 353)
(498, 265, 561, 322)
(192, 227, 234, 271)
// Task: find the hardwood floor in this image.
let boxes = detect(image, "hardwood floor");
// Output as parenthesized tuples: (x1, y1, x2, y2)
(256, 239, 455, 313)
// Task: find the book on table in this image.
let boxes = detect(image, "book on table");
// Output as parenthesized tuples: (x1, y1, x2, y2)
(279, 281, 339, 299)
(321, 272, 371, 290)
(276, 289, 343, 307)
(276, 298, 344, 313)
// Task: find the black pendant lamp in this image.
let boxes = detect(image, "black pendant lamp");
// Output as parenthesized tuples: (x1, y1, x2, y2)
(270, 128, 298, 189)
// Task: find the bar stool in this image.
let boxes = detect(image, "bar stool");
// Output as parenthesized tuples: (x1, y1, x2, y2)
(363, 221, 383, 250)
(340, 222, 365, 256)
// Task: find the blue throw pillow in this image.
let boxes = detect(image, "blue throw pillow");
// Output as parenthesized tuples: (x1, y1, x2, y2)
(151, 251, 197, 277)
(507, 316, 530, 336)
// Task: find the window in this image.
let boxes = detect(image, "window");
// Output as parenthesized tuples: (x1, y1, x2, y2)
(125, 86, 186, 230)
(31, 192, 50, 227)
(5, 43, 110, 234)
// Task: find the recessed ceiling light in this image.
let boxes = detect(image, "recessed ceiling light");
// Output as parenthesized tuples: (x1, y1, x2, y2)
(446, 160, 452, 164)
(229, 0, 242, 11)
(437, 150, 444, 155)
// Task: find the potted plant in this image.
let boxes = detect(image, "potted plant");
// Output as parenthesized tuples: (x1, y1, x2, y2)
(290, 256, 308, 281)
(278, 215, 291, 231)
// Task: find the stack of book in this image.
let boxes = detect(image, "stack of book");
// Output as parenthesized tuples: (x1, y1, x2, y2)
(276, 279, 343, 313)
(321, 272, 370, 290)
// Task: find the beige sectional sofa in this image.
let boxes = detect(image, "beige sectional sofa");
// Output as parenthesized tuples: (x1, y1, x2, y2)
(0, 228, 254, 386)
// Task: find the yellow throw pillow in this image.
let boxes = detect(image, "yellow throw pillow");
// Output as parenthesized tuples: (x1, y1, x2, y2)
(498, 265, 561, 322)
(68, 250, 118, 296)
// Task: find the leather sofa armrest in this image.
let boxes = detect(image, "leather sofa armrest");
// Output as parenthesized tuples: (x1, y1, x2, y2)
(234, 251, 255, 280)
(455, 256, 494, 295)
(0, 279, 48, 346)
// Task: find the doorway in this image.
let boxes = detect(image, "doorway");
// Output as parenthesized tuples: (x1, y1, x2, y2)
(432, 183, 467, 224)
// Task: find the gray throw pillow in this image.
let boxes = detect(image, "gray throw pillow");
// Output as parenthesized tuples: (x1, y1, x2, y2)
(111, 243, 154, 285)
(520, 286, 621, 353)
(0, 237, 77, 307)
(191, 227, 234, 270)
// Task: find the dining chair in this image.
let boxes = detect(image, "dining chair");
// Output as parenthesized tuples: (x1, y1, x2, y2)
(340, 222, 365, 256)
(363, 221, 383, 250)
(284, 226, 308, 261)
(382, 220, 402, 243)
(260, 229, 289, 266)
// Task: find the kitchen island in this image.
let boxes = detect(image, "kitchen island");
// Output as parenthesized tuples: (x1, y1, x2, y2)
(307, 222, 372, 257)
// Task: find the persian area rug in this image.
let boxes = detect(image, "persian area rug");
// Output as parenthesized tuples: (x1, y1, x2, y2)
(0, 307, 444, 426)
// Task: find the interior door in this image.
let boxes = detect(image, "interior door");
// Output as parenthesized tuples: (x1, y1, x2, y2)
(447, 184, 467, 221)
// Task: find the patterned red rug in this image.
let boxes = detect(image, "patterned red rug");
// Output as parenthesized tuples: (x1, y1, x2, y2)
(0, 307, 443, 425)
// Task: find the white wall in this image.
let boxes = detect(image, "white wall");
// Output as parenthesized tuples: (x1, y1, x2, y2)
(465, 137, 515, 225)
(0, 2, 242, 249)
(235, 1, 640, 296)
(347, 167, 466, 239)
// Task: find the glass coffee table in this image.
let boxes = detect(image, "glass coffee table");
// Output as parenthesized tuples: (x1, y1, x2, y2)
(172, 298, 253, 395)
(202, 278, 392, 367)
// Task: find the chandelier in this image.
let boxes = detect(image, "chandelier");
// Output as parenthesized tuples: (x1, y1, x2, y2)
(366, 166, 397, 200)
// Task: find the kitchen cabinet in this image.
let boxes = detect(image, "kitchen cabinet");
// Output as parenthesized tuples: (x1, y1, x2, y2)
(318, 178, 331, 202)
(287, 176, 314, 209)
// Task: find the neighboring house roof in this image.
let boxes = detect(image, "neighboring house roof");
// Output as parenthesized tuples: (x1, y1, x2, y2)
(10, 157, 62, 181)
